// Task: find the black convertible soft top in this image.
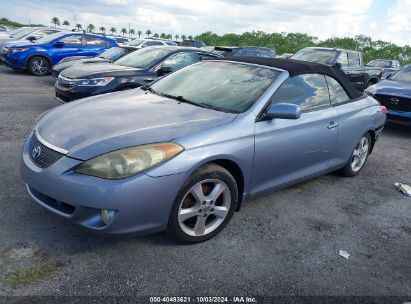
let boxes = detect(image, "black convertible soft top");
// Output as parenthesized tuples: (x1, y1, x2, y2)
(222, 56, 363, 99)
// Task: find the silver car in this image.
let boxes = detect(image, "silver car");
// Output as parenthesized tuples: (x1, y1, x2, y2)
(20, 58, 386, 243)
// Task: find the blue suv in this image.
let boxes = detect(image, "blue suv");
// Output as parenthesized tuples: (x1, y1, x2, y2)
(1, 32, 117, 76)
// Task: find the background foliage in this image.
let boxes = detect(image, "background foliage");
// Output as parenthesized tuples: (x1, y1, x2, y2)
(195, 31, 411, 65)
(0, 17, 44, 28)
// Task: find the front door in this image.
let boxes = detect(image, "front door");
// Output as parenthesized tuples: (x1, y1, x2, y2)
(250, 74, 339, 195)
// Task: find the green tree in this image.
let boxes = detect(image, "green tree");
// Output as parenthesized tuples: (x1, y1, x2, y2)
(137, 30, 142, 38)
(76, 24, 82, 31)
(62, 20, 70, 29)
(146, 29, 152, 37)
(153, 33, 159, 38)
(110, 27, 116, 35)
(175, 34, 179, 41)
(187, 35, 193, 40)
(51, 17, 60, 27)
(121, 28, 127, 37)
(181, 35, 186, 41)
(160, 33, 166, 39)
(87, 24, 95, 33)
(129, 29, 135, 38)
(166, 34, 172, 40)
(100, 26, 106, 34)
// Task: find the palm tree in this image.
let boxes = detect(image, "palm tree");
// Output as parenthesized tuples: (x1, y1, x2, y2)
(137, 30, 142, 38)
(181, 35, 187, 41)
(110, 27, 116, 35)
(145, 29, 152, 37)
(188, 35, 193, 40)
(120, 28, 127, 37)
(129, 29, 135, 38)
(175, 35, 179, 41)
(153, 33, 159, 38)
(76, 24, 82, 31)
(62, 20, 70, 29)
(100, 26, 106, 34)
(87, 24, 95, 33)
(51, 17, 60, 28)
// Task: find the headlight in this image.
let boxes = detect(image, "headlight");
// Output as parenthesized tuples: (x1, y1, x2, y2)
(77, 77, 114, 86)
(75, 143, 184, 179)
(11, 48, 29, 53)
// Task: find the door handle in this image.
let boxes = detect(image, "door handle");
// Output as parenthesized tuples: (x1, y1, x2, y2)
(328, 121, 339, 129)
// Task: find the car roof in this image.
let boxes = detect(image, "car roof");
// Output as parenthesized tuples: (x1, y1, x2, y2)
(220, 56, 363, 99)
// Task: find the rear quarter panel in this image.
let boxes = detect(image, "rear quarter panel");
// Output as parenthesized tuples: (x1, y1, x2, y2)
(330, 96, 382, 169)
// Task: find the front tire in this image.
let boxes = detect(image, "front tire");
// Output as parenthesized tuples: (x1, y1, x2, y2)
(28, 56, 50, 76)
(168, 164, 238, 244)
(341, 133, 371, 177)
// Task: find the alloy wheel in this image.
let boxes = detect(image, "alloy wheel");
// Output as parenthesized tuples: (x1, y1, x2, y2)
(351, 136, 369, 172)
(31, 59, 48, 76)
(178, 179, 231, 237)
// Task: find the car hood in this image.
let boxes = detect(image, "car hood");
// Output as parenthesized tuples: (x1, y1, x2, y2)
(36, 89, 237, 160)
(60, 63, 142, 79)
(3, 40, 35, 48)
(54, 57, 108, 72)
(368, 79, 411, 98)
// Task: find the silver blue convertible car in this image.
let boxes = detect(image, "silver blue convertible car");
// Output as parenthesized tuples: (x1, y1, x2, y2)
(21, 58, 386, 243)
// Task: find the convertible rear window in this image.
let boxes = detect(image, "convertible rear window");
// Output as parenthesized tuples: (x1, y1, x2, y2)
(150, 61, 280, 113)
(291, 49, 338, 65)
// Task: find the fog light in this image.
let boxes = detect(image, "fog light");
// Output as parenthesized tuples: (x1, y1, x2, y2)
(100, 209, 112, 225)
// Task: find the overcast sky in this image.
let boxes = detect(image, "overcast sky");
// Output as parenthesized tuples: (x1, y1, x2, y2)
(1, 0, 410, 45)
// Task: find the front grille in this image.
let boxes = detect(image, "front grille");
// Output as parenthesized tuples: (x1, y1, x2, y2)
(29, 133, 64, 168)
(57, 75, 76, 88)
(374, 94, 411, 112)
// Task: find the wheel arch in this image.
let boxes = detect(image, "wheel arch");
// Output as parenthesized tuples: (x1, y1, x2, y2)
(367, 130, 376, 153)
(25, 53, 53, 69)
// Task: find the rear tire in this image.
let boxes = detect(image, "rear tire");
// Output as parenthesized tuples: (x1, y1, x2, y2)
(28, 56, 50, 76)
(340, 133, 371, 177)
(168, 164, 238, 244)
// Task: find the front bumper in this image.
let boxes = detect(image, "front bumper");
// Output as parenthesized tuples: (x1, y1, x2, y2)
(55, 80, 113, 102)
(386, 110, 411, 126)
(20, 133, 189, 235)
(0, 51, 26, 69)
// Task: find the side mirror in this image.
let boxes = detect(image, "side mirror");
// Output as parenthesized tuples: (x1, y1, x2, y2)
(53, 41, 65, 48)
(335, 62, 342, 69)
(157, 66, 173, 76)
(27, 36, 37, 41)
(265, 103, 301, 120)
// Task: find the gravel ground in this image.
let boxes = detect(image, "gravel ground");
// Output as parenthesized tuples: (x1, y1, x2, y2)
(0, 65, 410, 299)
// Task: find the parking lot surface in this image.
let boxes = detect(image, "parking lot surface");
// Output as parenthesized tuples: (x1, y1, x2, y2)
(0, 65, 410, 297)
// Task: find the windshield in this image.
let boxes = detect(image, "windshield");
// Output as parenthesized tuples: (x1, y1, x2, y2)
(128, 39, 144, 46)
(115, 47, 169, 69)
(99, 47, 127, 60)
(291, 49, 338, 65)
(150, 61, 280, 113)
(35, 32, 67, 44)
(390, 65, 411, 82)
(11, 27, 38, 39)
(7, 27, 27, 37)
(367, 60, 391, 68)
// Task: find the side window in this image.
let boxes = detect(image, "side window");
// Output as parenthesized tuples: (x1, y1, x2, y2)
(86, 36, 110, 47)
(144, 41, 163, 46)
(269, 74, 331, 111)
(325, 76, 349, 104)
(34, 30, 59, 38)
(337, 52, 348, 67)
(59, 35, 83, 46)
(348, 53, 361, 67)
(246, 49, 259, 57)
(161, 52, 196, 71)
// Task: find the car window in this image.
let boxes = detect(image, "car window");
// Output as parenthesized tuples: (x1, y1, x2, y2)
(325, 76, 349, 104)
(99, 47, 127, 60)
(86, 36, 110, 47)
(161, 52, 196, 71)
(33, 29, 59, 38)
(144, 41, 163, 46)
(269, 74, 331, 111)
(337, 52, 348, 67)
(348, 53, 361, 67)
(291, 49, 338, 65)
(198, 53, 219, 61)
(151, 61, 280, 113)
(59, 35, 83, 46)
(115, 47, 170, 69)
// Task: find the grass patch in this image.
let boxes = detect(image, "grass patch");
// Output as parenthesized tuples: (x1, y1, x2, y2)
(4, 261, 59, 288)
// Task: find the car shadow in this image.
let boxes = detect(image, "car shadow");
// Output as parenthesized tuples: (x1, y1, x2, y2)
(383, 123, 411, 138)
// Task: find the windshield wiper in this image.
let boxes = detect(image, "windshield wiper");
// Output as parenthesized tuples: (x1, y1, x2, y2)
(157, 93, 206, 108)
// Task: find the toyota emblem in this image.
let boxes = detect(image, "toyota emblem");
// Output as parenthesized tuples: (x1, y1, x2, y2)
(390, 97, 400, 105)
(32, 146, 42, 159)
